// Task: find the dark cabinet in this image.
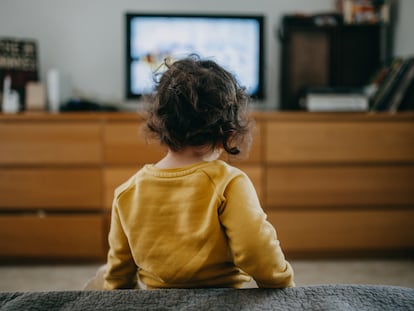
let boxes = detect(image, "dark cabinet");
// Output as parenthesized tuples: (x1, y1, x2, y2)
(279, 19, 386, 110)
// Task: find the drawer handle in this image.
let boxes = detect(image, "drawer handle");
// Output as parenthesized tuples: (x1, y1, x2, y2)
(37, 210, 46, 218)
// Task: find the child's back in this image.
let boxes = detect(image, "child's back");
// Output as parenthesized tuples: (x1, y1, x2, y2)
(103, 56, 294, 289)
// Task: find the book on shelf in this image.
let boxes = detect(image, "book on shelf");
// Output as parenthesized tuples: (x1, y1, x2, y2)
(0, 38, 39, 110)
(369, 56, 414, 112)
(301, 87, 369, 112)
(370, 58, 405, 111)
(396, 73, 414, 112)
(388, 58, 414, 112)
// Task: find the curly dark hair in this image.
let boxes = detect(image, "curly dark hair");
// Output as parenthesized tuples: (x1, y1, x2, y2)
(143, 55, 253, 158)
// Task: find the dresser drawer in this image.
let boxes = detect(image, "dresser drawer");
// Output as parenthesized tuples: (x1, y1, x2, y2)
(0, 213, 107, 259)
(0, 122, 102, 165)
(267, 209, 414, 255)
(265, 121, 414, 163)
(266, 165, 414, 207)
(103, 122, 165, 164)
(0, 168, 102, 209)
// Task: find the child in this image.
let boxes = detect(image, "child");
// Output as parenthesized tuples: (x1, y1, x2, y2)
(103, 56, 294, 289)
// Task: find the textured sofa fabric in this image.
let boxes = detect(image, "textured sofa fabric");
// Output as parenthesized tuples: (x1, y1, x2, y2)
(1, 285, 414, 311)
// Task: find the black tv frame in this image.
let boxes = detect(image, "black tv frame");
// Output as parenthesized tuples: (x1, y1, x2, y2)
(125, 12, 265, 100)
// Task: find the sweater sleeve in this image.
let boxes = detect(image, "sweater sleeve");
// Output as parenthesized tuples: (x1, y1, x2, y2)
(104, 199, 138, 290)
(219, 174, 295, 288)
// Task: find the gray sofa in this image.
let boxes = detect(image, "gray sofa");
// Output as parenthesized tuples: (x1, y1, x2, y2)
(1, 284, 414, 310)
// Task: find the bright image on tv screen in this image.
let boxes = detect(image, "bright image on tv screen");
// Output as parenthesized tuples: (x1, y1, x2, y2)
(129, 16, 261, 97)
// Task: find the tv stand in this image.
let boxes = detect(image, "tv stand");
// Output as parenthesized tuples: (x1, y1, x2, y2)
(0, 111, 413, 260)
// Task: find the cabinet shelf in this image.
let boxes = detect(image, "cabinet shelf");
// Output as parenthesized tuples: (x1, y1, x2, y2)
(279, 18, 388, 110)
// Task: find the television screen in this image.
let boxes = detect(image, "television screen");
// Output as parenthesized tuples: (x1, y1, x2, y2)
(125, 13, 265, 100)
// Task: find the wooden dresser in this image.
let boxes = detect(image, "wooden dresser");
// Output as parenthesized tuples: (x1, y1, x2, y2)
(258, 113, 414, 257)
(0, 114, 105, 260)
(0, 111, 413, 261)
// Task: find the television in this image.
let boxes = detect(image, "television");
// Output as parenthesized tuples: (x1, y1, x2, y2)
(125, 13, 265, 100)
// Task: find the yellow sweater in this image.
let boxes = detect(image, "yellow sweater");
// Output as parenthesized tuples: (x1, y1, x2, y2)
(104, 160, 294, 289)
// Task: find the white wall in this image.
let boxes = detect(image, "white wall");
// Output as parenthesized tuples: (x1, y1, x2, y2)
(392, 0, 414, 57)
(0, 0, 413, 108)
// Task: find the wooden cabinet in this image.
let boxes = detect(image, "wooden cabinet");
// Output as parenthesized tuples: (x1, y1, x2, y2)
(261, 113, 414, 257)
(0, 112, 413, 260)
(0, 115, 105, 260)
(279, 18, 384, 110)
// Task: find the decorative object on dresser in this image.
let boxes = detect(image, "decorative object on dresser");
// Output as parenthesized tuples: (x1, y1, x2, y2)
(0, 38, 39, 111)
(300, 87, 369, 112)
